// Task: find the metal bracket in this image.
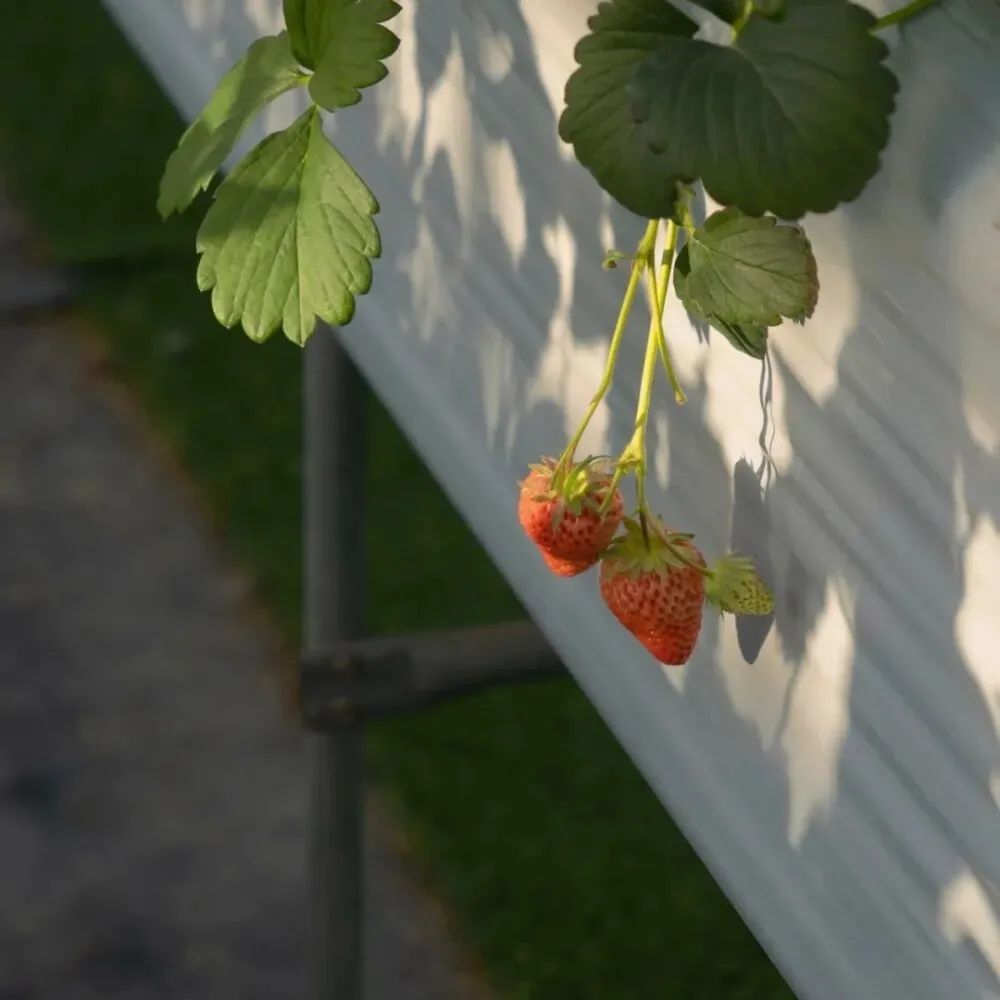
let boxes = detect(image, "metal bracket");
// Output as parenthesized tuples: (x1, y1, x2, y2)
(300, 620, 564, 728)
(299, 329, 564, 998)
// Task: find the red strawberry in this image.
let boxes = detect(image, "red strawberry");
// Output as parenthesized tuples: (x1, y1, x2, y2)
(518, 458, 623, 573)
(540, 550, 593, 578)
(599, 517, 706, 665)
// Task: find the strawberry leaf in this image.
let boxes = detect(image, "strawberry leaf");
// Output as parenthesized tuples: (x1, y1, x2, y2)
(678, 208, 818, 326)
(703, 315, 769, 361)
(558, 0, 697, 219)
(630, 0, 898, 217)
(283, 0, 323, 69)
(196, 107, 380, 345)
(674, 246, 770, 360)
(157, 33, 306, 218)
(307, 0, 401, 111)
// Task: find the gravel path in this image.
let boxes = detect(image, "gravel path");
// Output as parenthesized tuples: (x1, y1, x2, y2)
(0, 193, 486, 1000)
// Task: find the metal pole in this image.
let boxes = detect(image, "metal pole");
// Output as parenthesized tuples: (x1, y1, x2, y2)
(304, 327, 366, 1000)
(300, 623, 563, 724)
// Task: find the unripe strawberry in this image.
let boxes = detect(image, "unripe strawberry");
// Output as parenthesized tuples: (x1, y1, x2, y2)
(704, 555, 775, 616)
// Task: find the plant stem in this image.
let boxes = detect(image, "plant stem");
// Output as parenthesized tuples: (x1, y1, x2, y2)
(676, 184, 696, 235)
(731, 0, 755, 39)
(646, 221, 685, 405)
(672, 549, 713, 578)
(873, 0, 938, 29)
(620, 332, 709, 574)
(615, 221, 712, 574)
(555, 219, 659, 476)
(600, 220, 686, 517)
(619, 286, 662, 516)
(659, 527, 714, 578)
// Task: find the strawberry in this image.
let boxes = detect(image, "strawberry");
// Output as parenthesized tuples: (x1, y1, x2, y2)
(599, 517, 706, 665)
(540, 550, 593, 578)
(705, 555, 775, 616)
(518, 457, 623, 573)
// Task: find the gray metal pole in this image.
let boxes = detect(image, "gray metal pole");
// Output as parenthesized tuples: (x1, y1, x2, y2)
(304, 327, 366, 1000)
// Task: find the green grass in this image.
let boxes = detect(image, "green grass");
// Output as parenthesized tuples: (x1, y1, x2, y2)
(0, 6, 794, 998)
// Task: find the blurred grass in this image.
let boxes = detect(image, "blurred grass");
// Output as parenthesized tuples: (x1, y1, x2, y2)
(0, 5, 793, 998)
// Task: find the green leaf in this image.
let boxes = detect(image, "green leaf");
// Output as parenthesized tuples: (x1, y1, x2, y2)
(630, 0, 898, 217)
(558, 0, 697, 219)
(196, 107, 380, 345)
(674, 246, 770, 360)
(308, 0, 401, 111)
(706, 315, 770, 360)
(283, 0, 320, 68)
(679, 208, 818, 326)
(157, 33, 305, 219)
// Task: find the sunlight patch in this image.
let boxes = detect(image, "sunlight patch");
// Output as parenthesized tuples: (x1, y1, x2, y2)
(405, 217, 459, 343)
(718, 620, 790, 749)
(780, 579, 855, 847)
(486, 141, 527, 264)
(472, 9, 515, 83)
(527, 220, 613, 453)
(374, 1, 421, 156)
(939, 867, 1000, 980)
(244, 0, 283, 34)
(418, 37, 476, 235)
(955, 518, 1000, 739)
(771, 211, 860, 406)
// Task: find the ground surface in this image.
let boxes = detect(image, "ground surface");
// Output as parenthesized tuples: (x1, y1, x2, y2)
(0, 196, 485, 1000)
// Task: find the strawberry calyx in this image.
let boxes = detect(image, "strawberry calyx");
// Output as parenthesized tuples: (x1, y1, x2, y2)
(704, 554, 775, 616)
(523, 456, 618, 527)
(602, 515, 703, 577)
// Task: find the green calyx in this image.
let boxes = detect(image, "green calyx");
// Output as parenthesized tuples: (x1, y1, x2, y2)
(527, 457, 615, 521)
(603, 515, 699, 576)
(705, 555, 775, 615)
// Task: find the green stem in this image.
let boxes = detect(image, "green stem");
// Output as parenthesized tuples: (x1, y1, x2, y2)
(646, 221, 685, 405)
(658, 527, 713, 578)
(601, 463, 627, 515)
(633, 318, 660, 453)
(731, 0, 755, 39)
(555, 219, 659, 477)
(600, 220, 686, 519)
(616, 220, 711, 573)
(873, 0, 937, 29)
(674, 184, 696, 234)
(619, 348, 712, 572)
(622, 295, 662, 510)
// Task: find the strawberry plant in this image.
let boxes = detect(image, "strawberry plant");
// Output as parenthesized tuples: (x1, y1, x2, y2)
(159, 0, 940, 663)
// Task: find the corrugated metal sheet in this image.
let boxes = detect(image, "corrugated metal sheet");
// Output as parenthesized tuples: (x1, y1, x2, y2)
(101, 2, 1000, 996)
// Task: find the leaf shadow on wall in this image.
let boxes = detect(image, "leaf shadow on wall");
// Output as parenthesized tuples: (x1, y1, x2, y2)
(333, 1, 1000, 996)
(764, 97, 1000, 993)
(331, 1, 798, 997)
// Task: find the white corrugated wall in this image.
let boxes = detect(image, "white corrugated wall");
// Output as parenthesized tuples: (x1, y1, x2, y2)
(101, 1, 1000, 996)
